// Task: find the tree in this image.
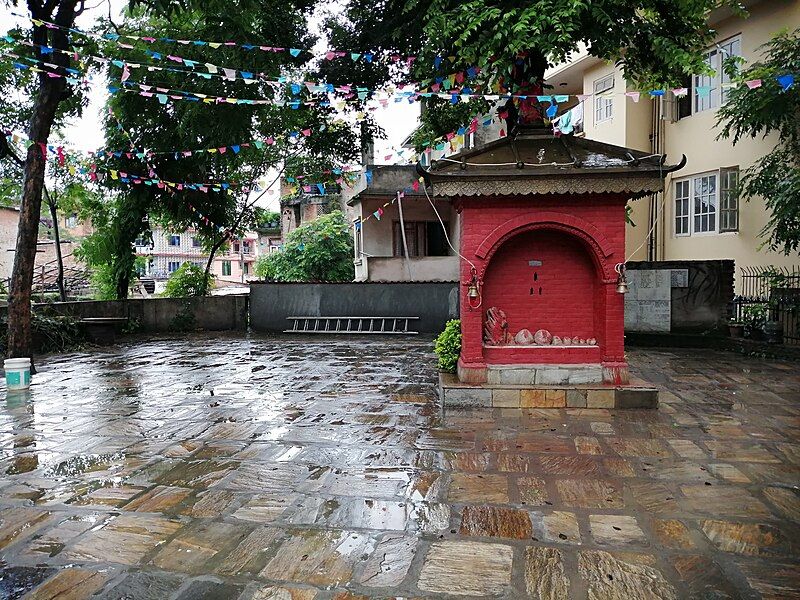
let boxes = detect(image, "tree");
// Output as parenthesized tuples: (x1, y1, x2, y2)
(717, 28, 800, 255)
(95, 1, 358, 298)
(162, 262, 213, 298)
(3, 0, 87, 359)
(255, 210, 353, 282)
(327, 0, 743, 140)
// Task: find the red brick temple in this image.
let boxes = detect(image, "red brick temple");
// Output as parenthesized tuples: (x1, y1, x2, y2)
(421, 125, 684, 409)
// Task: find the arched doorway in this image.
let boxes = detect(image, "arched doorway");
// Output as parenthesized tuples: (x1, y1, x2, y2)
(481, 227, 604, 363)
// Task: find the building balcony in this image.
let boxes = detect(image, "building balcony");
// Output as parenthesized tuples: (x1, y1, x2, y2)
(358, 256, 459, 282)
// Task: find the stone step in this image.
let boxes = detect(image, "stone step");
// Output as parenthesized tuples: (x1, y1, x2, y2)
(486, 363, 603, 385)
(439, 372, 658, 410)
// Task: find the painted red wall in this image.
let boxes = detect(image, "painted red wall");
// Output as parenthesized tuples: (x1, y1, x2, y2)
(457, 194, 629, 379)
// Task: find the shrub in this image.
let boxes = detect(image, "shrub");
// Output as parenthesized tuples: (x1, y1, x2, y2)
(163, 263, 214, 298)
(0, 313, 85, 354)
(259, 210, 353, 282)
(434, 319, 462, 373)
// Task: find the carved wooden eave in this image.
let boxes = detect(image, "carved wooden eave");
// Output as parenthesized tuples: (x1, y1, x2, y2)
(417, 125, 685, 199)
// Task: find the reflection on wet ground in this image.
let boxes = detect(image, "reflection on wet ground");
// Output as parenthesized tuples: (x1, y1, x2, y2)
(0, 333, 798, 599)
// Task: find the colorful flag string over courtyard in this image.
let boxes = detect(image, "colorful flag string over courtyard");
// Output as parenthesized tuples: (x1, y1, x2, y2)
(11, 11, 460, 69)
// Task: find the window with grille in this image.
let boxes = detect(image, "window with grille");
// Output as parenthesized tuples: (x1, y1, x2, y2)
(222, 261, 232, 276)
(168, 261, 181, 273)
(392, 221, 449, 257)
(593, 75, 614, 123)
(675, 180, 690, 236)
(720, 167, 739, 232)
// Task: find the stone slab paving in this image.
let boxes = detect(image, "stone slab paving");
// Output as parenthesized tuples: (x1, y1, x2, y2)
(0, 333, 798, 599)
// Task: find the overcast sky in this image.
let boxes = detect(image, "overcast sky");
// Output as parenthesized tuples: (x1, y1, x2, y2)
(0, 1, 419, 210)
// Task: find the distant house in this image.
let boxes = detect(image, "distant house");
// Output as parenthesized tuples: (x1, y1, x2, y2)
(343, 165, 459, 282)
(135, 227, 260, 288)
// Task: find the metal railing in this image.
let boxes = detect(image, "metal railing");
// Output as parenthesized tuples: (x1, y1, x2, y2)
(731, 266, 800, 345)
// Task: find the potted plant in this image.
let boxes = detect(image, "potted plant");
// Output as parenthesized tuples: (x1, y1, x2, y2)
(727, 318, 745, 338)
(742, 303, 767, 340)
(763, 310, 784, 344)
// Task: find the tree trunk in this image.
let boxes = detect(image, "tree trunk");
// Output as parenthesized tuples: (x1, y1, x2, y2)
(202, 233, 228, 295)
(7, 0, 79, 359)
(45, 189, 67, 302)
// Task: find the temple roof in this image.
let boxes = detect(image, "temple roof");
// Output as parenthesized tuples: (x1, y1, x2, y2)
(418, 125, 685, 198)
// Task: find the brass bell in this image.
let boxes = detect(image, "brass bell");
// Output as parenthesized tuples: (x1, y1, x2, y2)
(616, 275, 629, 294)
(467, 283, 479, 299)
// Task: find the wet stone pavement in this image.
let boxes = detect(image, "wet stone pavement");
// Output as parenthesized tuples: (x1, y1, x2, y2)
(0, 334, 798, 599)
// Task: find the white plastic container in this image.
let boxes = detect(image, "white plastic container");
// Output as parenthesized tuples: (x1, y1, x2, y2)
(4, 358, 31, 391)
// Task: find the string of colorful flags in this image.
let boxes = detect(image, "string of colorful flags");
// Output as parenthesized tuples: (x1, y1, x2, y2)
(12, 11, 461, 69)
(5, 47, 793, 119)
(2, 20, 477, 95)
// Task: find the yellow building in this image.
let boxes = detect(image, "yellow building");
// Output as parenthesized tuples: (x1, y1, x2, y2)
(545, 0, 800, 289)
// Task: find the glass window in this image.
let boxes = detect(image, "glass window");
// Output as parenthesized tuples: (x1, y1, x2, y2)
(720, 167, 739, 232)
(222, 260, 232, 276)
(65, 214, 78, 228)
(693, 174, 717, 233)
(191, 236, 201, 248)
(694, 36, 741, 113)
(168, 261, 181, 273)
(168, 235, 181, 246)
(675, 180, 690, 236)
(593, 75, 614, 123)
(243, 262, 250, 275)
(243, 241, 251, 254)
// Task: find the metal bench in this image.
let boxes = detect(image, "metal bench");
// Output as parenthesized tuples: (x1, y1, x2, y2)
(284, 316, 419, 335)
(79, 317, 129, 345)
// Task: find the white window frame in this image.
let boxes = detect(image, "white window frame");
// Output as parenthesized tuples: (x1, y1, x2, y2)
(168, 234, 181, 246)
(693, 172, 717, 235)
(673, 169, 740, 237)
(719, 167, 740, 233)
(167, 261, 181, 273)
(694, 35, 741, 114)
(593, 74, 614, 124)
(674, 180, 691, 237)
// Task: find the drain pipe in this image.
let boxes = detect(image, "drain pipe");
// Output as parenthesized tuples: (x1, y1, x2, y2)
(396, 191, 413, 280)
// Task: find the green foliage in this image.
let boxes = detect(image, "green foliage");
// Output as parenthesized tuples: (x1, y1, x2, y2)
(163, 263, 215, 298)
(254, 208, 281, 229)
(254, 253, 278, 280)
(408, 96, 490, 152)
(434, 319, 462, 373)
(258, 210, 353, 282)
(0, 313, 85, 355)
(717, 29, 800, 255)
(168, 299, 198, 332)
(742, 303, 768, 336)
(122, 316, 144, 334)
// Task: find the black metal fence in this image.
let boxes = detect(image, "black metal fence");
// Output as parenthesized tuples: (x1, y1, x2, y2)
(731, 266, 800, 345)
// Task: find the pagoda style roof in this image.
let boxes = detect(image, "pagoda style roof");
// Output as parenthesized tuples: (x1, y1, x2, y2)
(417, 125, 685, 198)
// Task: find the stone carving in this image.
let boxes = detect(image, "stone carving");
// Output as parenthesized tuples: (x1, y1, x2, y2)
(484, 307, 511, 345)
(552, 336, 562, 345)
(534, 329, 553, 345)
(572, 336, 580, 345)
(588, 338, 597, 345)
(579, 339, 586, 345)
(562, 336, 572, 346)
(515, 329, 535, 345)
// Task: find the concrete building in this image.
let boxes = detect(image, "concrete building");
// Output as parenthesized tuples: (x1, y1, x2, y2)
(135, 227, 261, 288)
(344, 165, 460, 282)
(544, 0, 800, 285)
